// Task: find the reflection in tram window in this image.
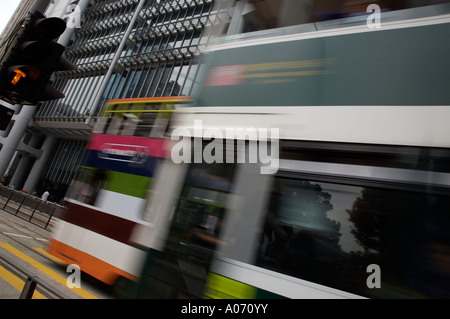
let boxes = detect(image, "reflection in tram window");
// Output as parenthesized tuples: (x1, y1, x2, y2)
(67, 168, 107, 206)
(139, 163, 236, 298)
(171, 163, 235, 251)
(256, 177, 450, 298)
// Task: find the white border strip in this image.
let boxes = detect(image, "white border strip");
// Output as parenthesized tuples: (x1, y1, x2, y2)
(172, 105, 450, 148)
(279, 159, 450, 188)
(53, 220, 145, 277)
(212, 257, 364, 299)
(207, 14, 450, 52)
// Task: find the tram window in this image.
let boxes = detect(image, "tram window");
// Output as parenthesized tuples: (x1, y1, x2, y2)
(67, 168, 107, 205)
(140, 162, 236, 298)
(169, 163, 236, 253)
(134, 112, 158, 137)
(256, 177, 450, 298)
(92, 117, 109, 134)
(280, 143, 450, 174)
(94, 112, 170, 138)
(105, 118, 123, 135)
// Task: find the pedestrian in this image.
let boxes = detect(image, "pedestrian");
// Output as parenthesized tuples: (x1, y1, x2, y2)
(41, 190, 50, 201)
(1, 174, 11, 186)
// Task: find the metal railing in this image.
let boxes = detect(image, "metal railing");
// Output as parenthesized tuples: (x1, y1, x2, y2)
(0, 249, 73, 299)
(0, 185, 66, 230)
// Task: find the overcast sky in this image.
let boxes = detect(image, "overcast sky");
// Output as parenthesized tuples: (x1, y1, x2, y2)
(0, 1, 22, 34)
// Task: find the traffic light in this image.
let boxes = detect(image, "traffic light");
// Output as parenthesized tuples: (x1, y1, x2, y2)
(0, 105, 14, 130)
(0, 10, 75, 105)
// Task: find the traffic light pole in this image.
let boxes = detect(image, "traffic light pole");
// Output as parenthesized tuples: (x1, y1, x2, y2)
(31, 0, 51, 13)
(0, 10, 75, 105)
(0, 2, 75, 185)
(20, 0, 92, 194)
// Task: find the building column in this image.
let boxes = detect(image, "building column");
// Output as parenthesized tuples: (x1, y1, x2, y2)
(8, 131, 45, 190)
(278, 0, 314, 27)
(226, 0, 246, 35)
(0, 105, 36, 178)
(8, 154, 33, 190)
(22, 135, 56, 193)
(47, 0, 91, 46)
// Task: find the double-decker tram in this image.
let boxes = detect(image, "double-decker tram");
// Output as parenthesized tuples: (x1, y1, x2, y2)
(47, 96, 191, 290)
(129, 4, 450, 299)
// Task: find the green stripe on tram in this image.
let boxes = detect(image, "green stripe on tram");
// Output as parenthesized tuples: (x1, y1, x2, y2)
(105, 171, 152, 199)
(205, 273, 285, 299)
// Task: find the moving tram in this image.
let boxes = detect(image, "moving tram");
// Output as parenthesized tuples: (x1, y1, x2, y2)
(48, 3, 450, 299)
(130, 4, 450, 299)
(47, 97, 191, 288)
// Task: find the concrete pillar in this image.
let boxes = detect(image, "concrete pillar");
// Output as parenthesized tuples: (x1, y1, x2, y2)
(8, 154, 33, 190)
(278, 0, 314, 27)
(32, 0, 51, 13)
(23, 134, 56, 193)
(0, 105, 36, 177)
(227, 0, 247, 35)
(46, 0, 91, 46)
(8, 131, 45, 190)
(15, 0, 90, 192)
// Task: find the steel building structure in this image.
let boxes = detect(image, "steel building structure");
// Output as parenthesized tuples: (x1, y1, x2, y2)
(0, 0, 249, 201)
(3, 0, 439, 201)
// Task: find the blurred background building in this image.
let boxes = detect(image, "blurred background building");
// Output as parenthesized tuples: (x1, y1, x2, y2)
(0, 0, 448, 201)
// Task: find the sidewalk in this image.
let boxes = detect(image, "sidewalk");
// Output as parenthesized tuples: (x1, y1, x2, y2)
(0, 185, 63, 232)
(0, 207, 55, 241)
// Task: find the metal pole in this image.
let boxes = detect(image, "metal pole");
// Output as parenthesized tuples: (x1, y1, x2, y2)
(29, 200, 40, 222)
(15, 195, 27, 216)
(31, 0, 51, 13)
(45, 207, 56, 229)
(86, 0, 148, 126)
(19, 277, 37, 299)
(2, 191, 13, 209)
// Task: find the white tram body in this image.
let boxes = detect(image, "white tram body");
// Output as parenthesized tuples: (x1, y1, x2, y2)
(131, 6, 450, 299)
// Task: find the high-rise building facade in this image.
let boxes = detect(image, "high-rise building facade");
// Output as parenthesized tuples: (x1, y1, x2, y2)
(0, 0, 257, 201)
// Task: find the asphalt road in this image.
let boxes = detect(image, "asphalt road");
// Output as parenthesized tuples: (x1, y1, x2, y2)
(0, 210, 112, 299)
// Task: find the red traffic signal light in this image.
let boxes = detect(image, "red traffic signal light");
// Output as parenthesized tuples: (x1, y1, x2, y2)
(0, 10, 75, 105)
(10, 68, 27, 85)
(9, 65, 41, 85)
